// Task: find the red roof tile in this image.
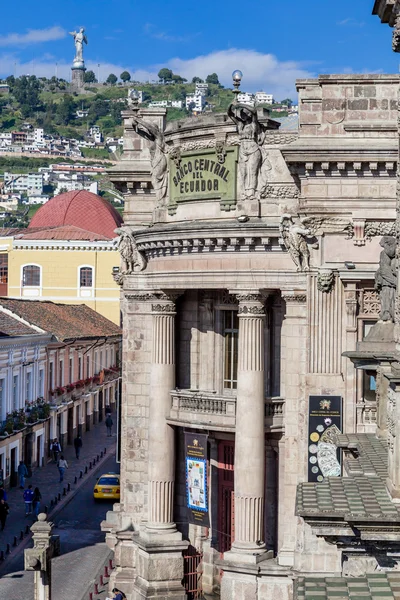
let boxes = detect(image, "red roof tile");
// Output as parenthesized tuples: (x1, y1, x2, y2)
(0, 311, 38, 337)
(0, 298, 121, 342)
(28, 190, 123, 238)
(19, 225, 111, 241)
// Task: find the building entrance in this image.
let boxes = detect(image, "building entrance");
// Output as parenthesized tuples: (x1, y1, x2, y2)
(217, 440, 235, 553)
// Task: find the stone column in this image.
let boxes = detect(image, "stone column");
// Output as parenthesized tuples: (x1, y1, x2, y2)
(147, 294, 178, 534)
(231, 292, 267, 556)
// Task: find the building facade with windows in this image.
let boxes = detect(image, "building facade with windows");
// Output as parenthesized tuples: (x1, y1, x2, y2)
(103, 77, 397, 600)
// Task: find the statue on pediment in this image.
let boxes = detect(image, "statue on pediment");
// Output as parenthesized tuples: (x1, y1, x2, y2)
(375, 235, 396, 322)
(131, 115, 168, 205)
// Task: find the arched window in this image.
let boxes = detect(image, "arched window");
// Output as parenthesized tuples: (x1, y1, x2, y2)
(22, 265, 41, 287)
(79, 267, 93, 288)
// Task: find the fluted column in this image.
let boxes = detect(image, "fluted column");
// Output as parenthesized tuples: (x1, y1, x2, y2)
(232, 292, 266, 553)
(147, 295, 177, 531)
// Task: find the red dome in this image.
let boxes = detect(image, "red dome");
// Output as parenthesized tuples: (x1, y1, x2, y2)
(28, 190, 123, 239)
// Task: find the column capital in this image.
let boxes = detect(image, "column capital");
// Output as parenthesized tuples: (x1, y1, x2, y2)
(229, 290, 269, 315)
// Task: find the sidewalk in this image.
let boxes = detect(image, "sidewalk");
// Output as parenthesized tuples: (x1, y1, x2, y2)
(0, 413, 117, 554)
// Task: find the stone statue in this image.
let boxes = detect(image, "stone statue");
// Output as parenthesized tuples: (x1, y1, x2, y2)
(69, 27, 88, 65)
(131, 115, 168, 205)
(375, 236, 396, 322)
(279, 214, 311, 272)
(114, 227, 147, 275)
(228, 103, 265, 201)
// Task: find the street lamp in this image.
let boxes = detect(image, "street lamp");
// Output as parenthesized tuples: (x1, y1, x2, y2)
(232, 69, 243, 103)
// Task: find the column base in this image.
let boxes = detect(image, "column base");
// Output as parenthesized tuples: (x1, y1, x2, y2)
(223, 548, 273, 565)
(131, 536, 189, 600)
(143, 523, 182, 543)
(277, 547, 295, 567)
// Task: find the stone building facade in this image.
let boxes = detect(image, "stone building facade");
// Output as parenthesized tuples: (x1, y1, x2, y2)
(103, 73, 400, 600)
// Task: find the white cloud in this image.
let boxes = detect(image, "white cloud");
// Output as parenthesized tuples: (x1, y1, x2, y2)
(165, 49, 315, 97)
(0, 48, 314, 98)
(337, 18, 365, 27)
(0, 26, 66, 48)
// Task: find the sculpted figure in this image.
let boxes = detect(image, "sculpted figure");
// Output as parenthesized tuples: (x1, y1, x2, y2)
(228, 103, 265, 200)
(69, 28, 87, 64)
(114, 227, 147, 274)
(375, 235, 396, 322)
(279, 214, 311, 272)
(131, 115, 168, 205)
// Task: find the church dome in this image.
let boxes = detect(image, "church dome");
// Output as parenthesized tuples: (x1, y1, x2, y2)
(28, 190, 123, 239)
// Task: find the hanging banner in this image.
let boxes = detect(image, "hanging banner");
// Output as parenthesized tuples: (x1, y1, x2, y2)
(185, 432, 210, 526)
(308, 396, 342, 483)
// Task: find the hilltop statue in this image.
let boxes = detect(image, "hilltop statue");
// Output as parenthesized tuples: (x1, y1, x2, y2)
(228, 103, 266, 201)
(131, 114, 168, 205)
(69, 27, 88, 65)
(375, 236, 397, 322)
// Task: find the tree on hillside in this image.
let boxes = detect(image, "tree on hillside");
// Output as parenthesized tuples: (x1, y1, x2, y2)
(120, 71, 131, 83)
(12, 75, 43, 118)
(280, 98, 293, 108)
(171, 74, 187, 84)
(106, 73, 118, 85)
(88, 98, 109, 124)
(55, 95, 77, 126)
(206, 73, 220, 85)
(158, 68, 173, 83)
(192, 77, 204, 84)
(84, 70, 97, 83)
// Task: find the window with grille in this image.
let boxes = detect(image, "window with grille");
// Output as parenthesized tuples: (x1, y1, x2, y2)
(22, 265, 40, 287)
(86, 355, 90, 378)
(79, 267, 93, 287)
(78, 357, 82, 379)
(13, 375, 18, 409)
(49, 362, 54, 391)
(59, 360, 64, 386)
(69, 357, 73, 383)
(223, 310, 239, 390)
(26, 371, 32, 402)
(39, 369, 44, 397)
(0, 255, 8, 284)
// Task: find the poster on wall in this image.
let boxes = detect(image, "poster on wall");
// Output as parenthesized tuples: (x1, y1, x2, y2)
(308, 396, 342, 483)
(185, 432, 210, 526)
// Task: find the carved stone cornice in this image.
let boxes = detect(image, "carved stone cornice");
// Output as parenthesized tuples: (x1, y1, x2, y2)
(287, 160, 397, 178)
(124, 291, 180, 304)
(281, 292, 307, 303)
(136, 233, 276, 256)
(151, 303, 176, 314)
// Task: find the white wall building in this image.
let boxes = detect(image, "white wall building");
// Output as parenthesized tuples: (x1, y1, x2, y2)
(4, 172, 44, 196)
(195, 82, 208, 96)
(185, 93, 206, 112)
(254, 92, 274, 105)
(237, 92, 255, 106)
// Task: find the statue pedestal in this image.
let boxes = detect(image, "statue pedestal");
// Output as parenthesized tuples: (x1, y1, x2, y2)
(71, 67, 85, 89)
(358, 321, 396, 353)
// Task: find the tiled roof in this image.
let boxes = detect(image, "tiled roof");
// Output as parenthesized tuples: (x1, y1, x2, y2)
(296, 435, 399, 522)
(28, 190, 123, 238)
(0, 311, 38, 337)
(296, 573, 400, 600)
(18, 225, 112, 242)
(0, 298, 121, 342)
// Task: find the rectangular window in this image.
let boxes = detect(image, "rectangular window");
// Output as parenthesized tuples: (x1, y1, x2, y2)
(80, 267, 93, 287)
(78, 357, 82, 380)
(86, 355, 90, 378)
(0, 255, 8, 284)
(13, 375, 18, 410)
(38, 369, 44, 397)
(0, 379, 4, 420)
(69, 357, 73, 383)
(105, 349, 109, 369)
(223, 310, 239, 390)
(59, 360, 63, 386)
(49, 362, 54, 391)
(22, 265, 40, 286)
(100, 351, 103, 372)
(26, 371, 32, 402)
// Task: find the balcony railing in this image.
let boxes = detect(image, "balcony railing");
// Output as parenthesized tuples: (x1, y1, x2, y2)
(169, 390, 285, 431)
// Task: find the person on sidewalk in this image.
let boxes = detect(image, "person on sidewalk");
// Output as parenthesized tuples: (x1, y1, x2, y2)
(112, 588, 126, 600)
(74, 435, 83, 459)
(32, 487, 42, 519)
(0, 484, 7, 501)
(57, 455, 68, 482)
(23, 484, 34, 515)
(50, 438, 62, 463)
(105, 415, 113, 436)
(18, 461, 28, 489)
(0, 499, 9, 531)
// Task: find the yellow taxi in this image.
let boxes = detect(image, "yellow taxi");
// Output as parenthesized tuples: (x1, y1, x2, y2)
(93, 473, 120, 500)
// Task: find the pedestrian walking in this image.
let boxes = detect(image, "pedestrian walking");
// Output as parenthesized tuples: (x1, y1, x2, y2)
(17, 460, 28, 489)
(105, 415, 113, 436)
(111, 589, 126, 600)
(50, 438, 61, 463)
(0, 484, 7, 501)
(74, 435, 83, 459)
(32, 487, 42, 519)
(23, 484, 34, 515)
(0, 499, 9, 531)
(57, 455, 68, 482)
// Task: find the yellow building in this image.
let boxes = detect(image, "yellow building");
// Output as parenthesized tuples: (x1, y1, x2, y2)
(0, 190, 123, 324)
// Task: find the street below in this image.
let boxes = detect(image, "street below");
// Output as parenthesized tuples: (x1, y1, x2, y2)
(0, 452, 118, 600)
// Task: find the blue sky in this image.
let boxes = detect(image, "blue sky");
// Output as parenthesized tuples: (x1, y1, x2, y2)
(0, 0, 398, 99)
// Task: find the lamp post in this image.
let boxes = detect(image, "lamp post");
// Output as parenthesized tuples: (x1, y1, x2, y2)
(232, 69, 243, 104)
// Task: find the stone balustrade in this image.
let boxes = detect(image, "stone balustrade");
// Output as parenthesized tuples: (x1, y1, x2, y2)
(168, 390, 285, 432)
